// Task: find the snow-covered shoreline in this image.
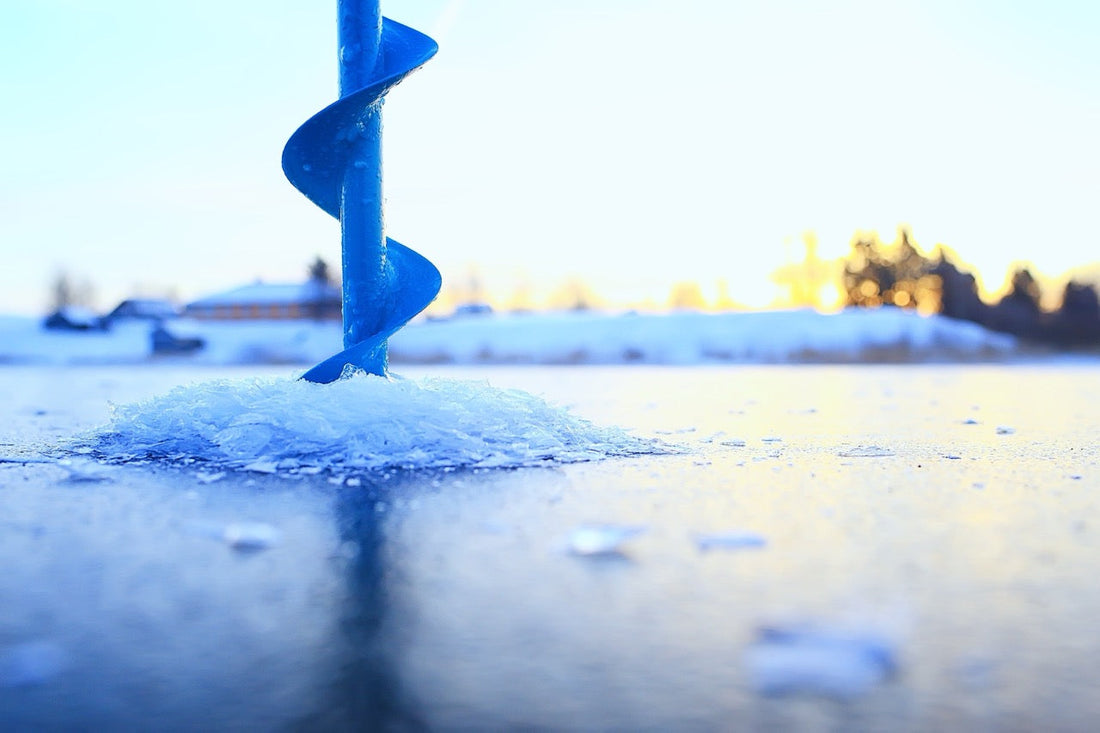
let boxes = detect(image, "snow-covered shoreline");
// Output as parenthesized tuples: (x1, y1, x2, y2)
(0, 308, 1021, 368)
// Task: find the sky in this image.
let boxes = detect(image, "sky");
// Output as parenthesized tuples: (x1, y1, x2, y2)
(2, 0, 1098, 315)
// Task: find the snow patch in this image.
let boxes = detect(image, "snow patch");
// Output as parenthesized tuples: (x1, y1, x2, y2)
(0, 308, 1019, 367)
(78, 372, 660, 472)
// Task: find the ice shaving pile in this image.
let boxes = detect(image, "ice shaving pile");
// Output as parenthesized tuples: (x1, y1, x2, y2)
(81, 372, 659, 472)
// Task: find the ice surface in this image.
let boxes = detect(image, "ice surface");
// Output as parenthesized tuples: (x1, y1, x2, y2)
(0, 640, 67, 687)
(79, 372, 659, 472)
(745, 624, 898, 699)
(0, 452, 52, 465)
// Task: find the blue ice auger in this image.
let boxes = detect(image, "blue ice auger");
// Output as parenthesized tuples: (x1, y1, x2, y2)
(283, 1, 440, 383)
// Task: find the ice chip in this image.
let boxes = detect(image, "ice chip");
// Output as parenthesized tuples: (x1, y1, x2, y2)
(995, 425, 1016, 435)
(223, 522, 280, 551)
(243, 459, 279, 474)
(694, 531, 767, 551)
(746, 624, 898, 699)
(57, 459, 113, 483)
(563, 524, 646, 556)
(838, 445, 895, 458)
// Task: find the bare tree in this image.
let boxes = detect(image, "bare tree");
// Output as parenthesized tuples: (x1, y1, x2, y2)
(308, 256, 332, 285)
(51, 272, 73, 310)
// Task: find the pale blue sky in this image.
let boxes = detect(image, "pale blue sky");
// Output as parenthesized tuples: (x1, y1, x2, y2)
(2, 1, 1098, 313)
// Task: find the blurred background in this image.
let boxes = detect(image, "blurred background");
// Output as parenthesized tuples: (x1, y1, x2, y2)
(2, 0, 1098, 338)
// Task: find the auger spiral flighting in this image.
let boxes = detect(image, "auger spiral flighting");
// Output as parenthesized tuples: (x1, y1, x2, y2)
(283, 1, 439, 383)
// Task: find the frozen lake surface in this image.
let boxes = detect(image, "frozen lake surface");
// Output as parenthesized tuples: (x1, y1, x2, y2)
(1, 364, 1098, 730)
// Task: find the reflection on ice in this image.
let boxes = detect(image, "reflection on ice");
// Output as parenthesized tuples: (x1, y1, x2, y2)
(79, 372, 662, 472)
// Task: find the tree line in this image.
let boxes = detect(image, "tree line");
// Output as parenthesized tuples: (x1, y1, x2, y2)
(843, 229, 1100, 348)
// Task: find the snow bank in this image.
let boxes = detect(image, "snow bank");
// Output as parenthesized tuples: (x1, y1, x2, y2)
(390, 308, 1017, 364)
(0, 317, 153, 365)
(80, 371, 660, 472)
(0, 317, 339, 366)
(0, 308, 1018, 367)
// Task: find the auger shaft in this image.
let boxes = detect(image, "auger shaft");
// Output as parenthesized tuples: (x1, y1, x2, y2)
(338, 0, 388, 373)
(284, 2, 439, 383)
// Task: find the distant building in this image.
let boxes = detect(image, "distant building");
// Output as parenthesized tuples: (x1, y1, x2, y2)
(104, 298, 180, 323)
(453, 302, 494, 318)
(184, 281, 341, 321)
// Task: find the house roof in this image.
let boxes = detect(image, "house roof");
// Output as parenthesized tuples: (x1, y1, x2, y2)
(107, 298, 179, 319)
(186, 281, 340, 308)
